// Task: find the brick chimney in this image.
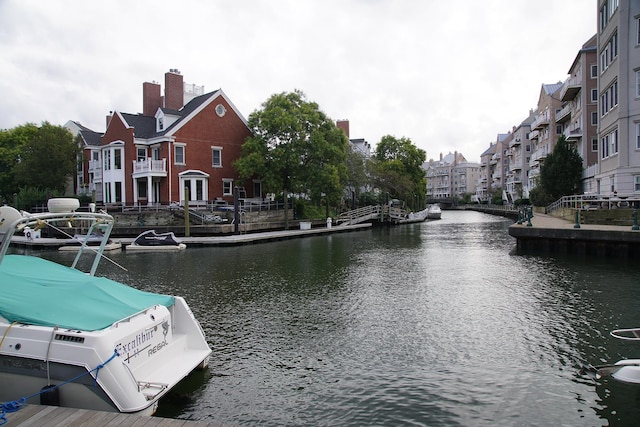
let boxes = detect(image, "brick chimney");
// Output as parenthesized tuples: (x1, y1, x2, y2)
(143, 81, 162, 116)
(336, 119, 350, 138)
(164, 69, 184, 110)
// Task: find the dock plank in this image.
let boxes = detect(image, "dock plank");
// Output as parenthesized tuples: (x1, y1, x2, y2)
(6, 405, 224, 426)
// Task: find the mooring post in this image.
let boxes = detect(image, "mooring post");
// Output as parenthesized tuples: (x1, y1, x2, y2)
(574, 209, 581, 229)
(633, 209, 639, 231)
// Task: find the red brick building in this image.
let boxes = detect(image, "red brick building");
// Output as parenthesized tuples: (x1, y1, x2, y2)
(71, 69, 255, 206)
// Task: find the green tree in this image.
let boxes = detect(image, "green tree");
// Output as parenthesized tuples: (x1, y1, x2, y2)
(0, 123, 39, 203)
(11, 122, 78, 194)
(234, 90, 348, 228)
(371, 135, 426, 206)
(533, 135, 583, 205)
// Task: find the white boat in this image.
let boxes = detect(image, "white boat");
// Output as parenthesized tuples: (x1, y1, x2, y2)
(0, 200, 211, 415)
(58, 232, 122, 252)
(126, 230, 186, 252)
(426, 204, 442, 220)
(581, 328, 640, 384)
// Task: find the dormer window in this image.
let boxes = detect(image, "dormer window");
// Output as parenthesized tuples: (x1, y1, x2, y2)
(158, 116, 164, 130)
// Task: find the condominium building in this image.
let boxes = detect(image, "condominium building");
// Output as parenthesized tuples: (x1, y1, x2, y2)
(505, 113, 534, 202)
(558, 35, 599, 193)
(527, 83, 563, 191)
(594, 0, 640, 196)
(424, 151, 478, 201)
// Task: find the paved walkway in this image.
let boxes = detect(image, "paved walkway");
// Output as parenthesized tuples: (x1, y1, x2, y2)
(513, 212, 638, 232)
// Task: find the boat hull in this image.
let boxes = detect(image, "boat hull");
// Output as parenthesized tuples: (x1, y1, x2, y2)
(126, 242, 186, 252)
(611, 359, 640, 384)
(0, 298, 211, 414)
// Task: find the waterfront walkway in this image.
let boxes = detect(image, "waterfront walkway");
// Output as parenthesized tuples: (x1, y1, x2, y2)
(509, 211, 640, 256)
(3, 404, 222, 426)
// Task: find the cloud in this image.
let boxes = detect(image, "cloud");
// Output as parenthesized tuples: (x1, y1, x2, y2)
(0, 0, 596, 163)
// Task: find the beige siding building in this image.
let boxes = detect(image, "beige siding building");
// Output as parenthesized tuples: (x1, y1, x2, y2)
(595, 0, 640, 197)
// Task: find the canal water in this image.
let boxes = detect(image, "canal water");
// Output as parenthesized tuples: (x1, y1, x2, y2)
(47, 210, 640, 425)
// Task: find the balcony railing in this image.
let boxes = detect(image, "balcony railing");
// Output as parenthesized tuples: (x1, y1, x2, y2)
(133, 158, 167, 175)
(560, 75, 582, 102)
(564, 127, 583, 141)
(555, 103, 572, 123)
(531, 113, 550, 130)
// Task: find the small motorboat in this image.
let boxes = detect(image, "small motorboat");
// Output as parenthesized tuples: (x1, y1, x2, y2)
(0, 200, 210, 416)
(581, 327, 640, 384)
(426, 204, 442, 220)
(58, 232, 122, 252)
(126, 230, 186, 252)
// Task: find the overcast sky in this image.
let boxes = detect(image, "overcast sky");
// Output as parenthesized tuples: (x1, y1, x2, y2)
(0, 0, 596, 163)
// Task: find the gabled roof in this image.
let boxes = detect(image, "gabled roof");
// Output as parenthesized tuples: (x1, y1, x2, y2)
(120, 113, 157, 138)
(542, 82, 563, 96)
(117, 90, 225, 139)
(80, 129, 103, 147)
(480, 144, 497, 157)
(67, 120, 103, 147)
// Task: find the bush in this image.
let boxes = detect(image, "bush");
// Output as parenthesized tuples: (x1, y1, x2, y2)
(529, 187, 554, 207)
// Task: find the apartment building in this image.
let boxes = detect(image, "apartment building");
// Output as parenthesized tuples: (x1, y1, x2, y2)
(558, 35, 599, 194)
(527, 83, 564, 192)
(505, 113, 534, 202)
(594, 0, 640, 197)
(425, 151, 477, 200)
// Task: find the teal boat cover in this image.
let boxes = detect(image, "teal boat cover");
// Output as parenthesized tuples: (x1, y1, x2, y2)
(0, 255, 175, 331)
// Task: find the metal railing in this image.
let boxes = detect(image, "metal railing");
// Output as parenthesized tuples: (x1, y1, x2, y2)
(546, 194, 640, 214)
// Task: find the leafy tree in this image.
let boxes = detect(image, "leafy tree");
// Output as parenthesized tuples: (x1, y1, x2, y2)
(10, 122, 78, 195)
(0, 123, 39, 203)
(534, 135, 583, 205)
(234, 90, 348, 228)
(370, 135, 426, 206)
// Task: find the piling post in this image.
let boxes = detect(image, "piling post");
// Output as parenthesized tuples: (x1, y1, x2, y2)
(574, 209, 581, 229)
(184, 187, 190, 237)
(633, 209, 639, 231)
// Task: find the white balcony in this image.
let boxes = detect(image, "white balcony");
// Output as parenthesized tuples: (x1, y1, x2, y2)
(132, 158, 167, 177)
(560, 75, 582, 102)
(531, 112, 550, 130)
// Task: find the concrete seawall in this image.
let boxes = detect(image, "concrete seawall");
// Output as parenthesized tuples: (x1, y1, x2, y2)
(509, 212, 640, 257)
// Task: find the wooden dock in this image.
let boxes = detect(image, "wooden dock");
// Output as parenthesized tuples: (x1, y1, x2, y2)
(3, 404, 222, 426)
(10, 223, 373, 249)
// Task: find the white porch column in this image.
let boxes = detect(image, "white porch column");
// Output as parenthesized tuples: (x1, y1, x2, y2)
(147, 177, 153, 206)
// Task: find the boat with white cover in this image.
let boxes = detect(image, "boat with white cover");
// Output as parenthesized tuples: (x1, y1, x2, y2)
(426, 204, 442, 220)
(581, 327, 640, 384)
(0, 199, 211, 415)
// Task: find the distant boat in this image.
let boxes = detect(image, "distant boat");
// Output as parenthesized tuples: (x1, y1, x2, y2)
(126, 229, 186, 252)
(581, 327, 640, 384)
(426, 204, 442, 220)
(58, 232, 122, 252)
(0, 199, 210, 415)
